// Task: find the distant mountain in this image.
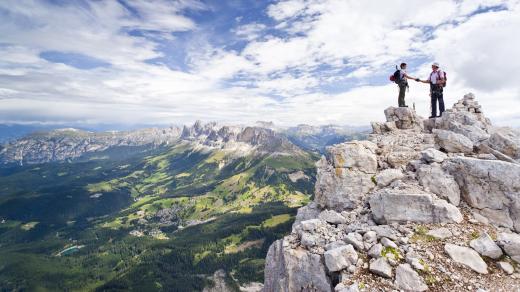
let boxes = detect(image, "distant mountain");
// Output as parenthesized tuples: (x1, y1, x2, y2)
(283, 124, 370, 153)
(0, 121, 318, 291)
(0, 121, 317, 165)
(0, 127, 181, 165)
(0, 124, 63, 143)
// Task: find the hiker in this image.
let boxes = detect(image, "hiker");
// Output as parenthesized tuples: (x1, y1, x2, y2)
(392, 63, 420, 107)
(418, 62, 446, 118)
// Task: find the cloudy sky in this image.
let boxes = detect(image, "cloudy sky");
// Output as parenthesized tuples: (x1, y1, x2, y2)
(0, 0, 519, 127)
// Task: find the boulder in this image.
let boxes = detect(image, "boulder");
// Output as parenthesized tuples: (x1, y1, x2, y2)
(469, 233, 503, 259)
(344, 232, 364, 251)
(445, 157, 520, 232)
(395, 263, 428, 292)
(327, 141, 378, 173)
(319, 209, 347, 225)
(444, 244, 488, 274)
(363, 231, 377, 245)
(375, 168, 404, 187)
(335, 282, 359, 292)
(325, 241, 346, 251)
(384, 107, 424, 131)
(421, 148, 448, 163)
(293, 202, 320, 227)
(417, 164, 460, 205)
(315, 156, 375, 211)
(369, 257, 393, 278)
(369, 190, 463, 224)
(264, 239, 331, 292)
(427, 227, 453, 240)
(496, 232, 520, 264)
(380, 237, 398, 249)
(497, 261, 515, 275)
(477, 208, 514, 229)
(368, 243, 384, 259)
(324, 244, 358, 272)
(433, 129, 474, 154)
(487, 127, 520, 159)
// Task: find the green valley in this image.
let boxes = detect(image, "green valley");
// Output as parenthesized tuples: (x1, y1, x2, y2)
(0, 139, 318, 291)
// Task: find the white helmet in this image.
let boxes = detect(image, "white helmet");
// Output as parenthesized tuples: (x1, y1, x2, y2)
(432, 62, 440, 68)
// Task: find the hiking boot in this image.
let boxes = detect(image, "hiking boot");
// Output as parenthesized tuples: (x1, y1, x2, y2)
(428, 116, 436, 119)
(399, 105, 408, 107)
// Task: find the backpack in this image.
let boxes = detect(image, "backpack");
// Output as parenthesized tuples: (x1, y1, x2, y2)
(389, 66, 403, 84)
(430, 70, 447, 87)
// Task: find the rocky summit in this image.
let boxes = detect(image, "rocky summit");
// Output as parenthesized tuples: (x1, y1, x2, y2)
(264, 93, 520, 292)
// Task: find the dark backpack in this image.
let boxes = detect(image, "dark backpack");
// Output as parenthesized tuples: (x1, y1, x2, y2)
(391, 69, 401, 84)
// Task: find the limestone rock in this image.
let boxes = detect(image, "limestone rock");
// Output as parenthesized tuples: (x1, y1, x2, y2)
(417, 164, 460, 206)
(363, 230, 377, 244)
(369, 257, 393, 278)
(324, 244, 358, 272)
(325, 241, 346, 251)
(433, 129, 474, 154)
(319, 209, 347, 225)
(369, 190, 463, 224)
(445, 157, 520, 232)
(380, 237, 398, 248)
(469, 232, 503, 259)
(487, 127, 520, 159)
(497, 261, 515, 275)
(264, 239, 331, 292)
(344, 232, 364, 251)
(427, 227, 453, 240)
(335, 282, 359, 292)
(375, 168, 404, 187)
(368, 243, 384, 259)
(478, 208, 514, 229)
(384, 107, 424, 131)
(496, 232, 520, 264)
(315, 156, 375, 211)
(444, 243, 488, 274)
(421, 148, 448, 163)
(395, 263, 428, 292)
(327, 141, 378, 173)
(293, 202, 320, 227)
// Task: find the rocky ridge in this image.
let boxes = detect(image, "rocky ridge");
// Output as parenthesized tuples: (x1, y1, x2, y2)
(264, 93, 520, 292)
(0, 121, 306, 165)
(0, 127, 181, 165)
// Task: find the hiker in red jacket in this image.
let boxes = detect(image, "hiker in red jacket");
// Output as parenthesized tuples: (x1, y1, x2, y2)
(418, 62, 446, 118)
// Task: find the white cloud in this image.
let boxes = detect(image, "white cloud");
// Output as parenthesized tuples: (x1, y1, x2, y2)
(0, 0, 519, 128)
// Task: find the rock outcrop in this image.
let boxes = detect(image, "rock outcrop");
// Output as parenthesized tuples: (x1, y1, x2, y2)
(264, 93, 520, 291)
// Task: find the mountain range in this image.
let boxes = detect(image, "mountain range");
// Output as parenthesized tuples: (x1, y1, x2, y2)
(0, 121, 366, 291)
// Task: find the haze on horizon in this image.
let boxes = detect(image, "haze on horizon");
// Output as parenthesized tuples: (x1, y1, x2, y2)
(0, 0, 519, 128)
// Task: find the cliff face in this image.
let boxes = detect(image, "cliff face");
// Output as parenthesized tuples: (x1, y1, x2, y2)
(264, 93, 520, 292)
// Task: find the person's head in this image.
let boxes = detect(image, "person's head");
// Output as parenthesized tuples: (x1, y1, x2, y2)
(400, 62, 407, 69)
(432, 62, 440, 71)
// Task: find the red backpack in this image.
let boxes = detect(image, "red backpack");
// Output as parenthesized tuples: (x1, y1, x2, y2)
(430, 70, 447, 87)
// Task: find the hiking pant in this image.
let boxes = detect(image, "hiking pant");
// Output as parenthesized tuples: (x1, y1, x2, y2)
(431, 88, 445, 117)
(398, 84, 407, 107)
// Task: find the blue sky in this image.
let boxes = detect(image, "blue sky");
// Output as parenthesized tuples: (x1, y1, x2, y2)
(0, 0, 519, 127)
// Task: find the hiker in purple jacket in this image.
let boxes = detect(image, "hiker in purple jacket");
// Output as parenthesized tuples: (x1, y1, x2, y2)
(419, 62, 446, 118)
